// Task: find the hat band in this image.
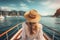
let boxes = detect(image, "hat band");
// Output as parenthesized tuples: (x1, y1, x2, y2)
(28, 14, 36, 19)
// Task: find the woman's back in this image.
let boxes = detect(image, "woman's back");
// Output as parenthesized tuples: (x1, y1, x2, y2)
(21, 22, 45, 40)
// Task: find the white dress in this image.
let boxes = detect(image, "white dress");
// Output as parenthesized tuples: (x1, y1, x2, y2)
(21, 22, 45, 40)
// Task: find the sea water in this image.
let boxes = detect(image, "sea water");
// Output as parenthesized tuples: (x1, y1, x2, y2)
(0, 16, 60, 40)
(41, 17, 60, 40)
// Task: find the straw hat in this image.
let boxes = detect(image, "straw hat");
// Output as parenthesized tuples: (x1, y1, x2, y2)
(24, 9, 41, 22)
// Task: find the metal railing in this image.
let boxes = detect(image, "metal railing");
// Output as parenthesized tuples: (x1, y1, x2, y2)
(0, 22, 60, 40)
(42, 24, 60, 40)
(0, 22, 22, 40)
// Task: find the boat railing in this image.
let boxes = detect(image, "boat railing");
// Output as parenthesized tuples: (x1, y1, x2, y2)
(0, 22, 60, 40)
(0, 22, 23, 40)
(10, 23, 52, 40)
(42, 24, 60, 40)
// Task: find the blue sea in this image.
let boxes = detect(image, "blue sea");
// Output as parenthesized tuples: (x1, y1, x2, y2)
(0, 16, 60, 40)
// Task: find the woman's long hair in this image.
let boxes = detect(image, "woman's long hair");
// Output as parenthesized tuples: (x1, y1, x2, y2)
(26, 22, 38, 35)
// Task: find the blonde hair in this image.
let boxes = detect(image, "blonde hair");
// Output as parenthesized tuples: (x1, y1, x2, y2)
(26, 22, 38, 35)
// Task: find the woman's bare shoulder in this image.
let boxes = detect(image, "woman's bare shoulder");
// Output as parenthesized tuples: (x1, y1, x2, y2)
(38, 23, 43, 29)
(39, 24, 43, 27)
(22, 22, 26, 26)
(22, 22, 26, 27)
(22, 22, 28, 28)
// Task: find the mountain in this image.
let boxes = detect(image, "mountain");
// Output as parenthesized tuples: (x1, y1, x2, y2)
(0, 10, 25, 16)
(54, 8, 60, 17)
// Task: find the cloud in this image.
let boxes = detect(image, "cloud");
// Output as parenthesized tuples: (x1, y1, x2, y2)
(9, 4, 16, 7)
(40, 0, 51, 6)
(40, 12, 49, 16)
(0, 6, 16, 11)
(27, 0, 34, 3)
(48, 3, 60, 9)
(52, 0, 60, 3)
(27, 0, 32, 3)
(20, 3, 27, 7)
(40, 0, 60, 9)
(20, 3, 29, 11)
(0, 3, 29, 11)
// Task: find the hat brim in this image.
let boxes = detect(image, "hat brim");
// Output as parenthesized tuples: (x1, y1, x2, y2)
(24, 11, 41, 22)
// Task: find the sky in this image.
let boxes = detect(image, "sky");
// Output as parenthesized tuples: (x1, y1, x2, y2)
(0, 0, 60, 16)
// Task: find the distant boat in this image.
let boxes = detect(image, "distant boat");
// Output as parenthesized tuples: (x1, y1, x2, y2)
(0, 15, 4, 20)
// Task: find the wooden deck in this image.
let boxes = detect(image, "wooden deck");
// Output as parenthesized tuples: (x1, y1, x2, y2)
(10, 28, 52, 40)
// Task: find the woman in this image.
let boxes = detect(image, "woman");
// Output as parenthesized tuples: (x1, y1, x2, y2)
(21, 9, 45, 40)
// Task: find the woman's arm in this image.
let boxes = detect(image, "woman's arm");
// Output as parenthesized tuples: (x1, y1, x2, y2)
(37, 24, 45, 40)
(21, 23, 27, 40)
